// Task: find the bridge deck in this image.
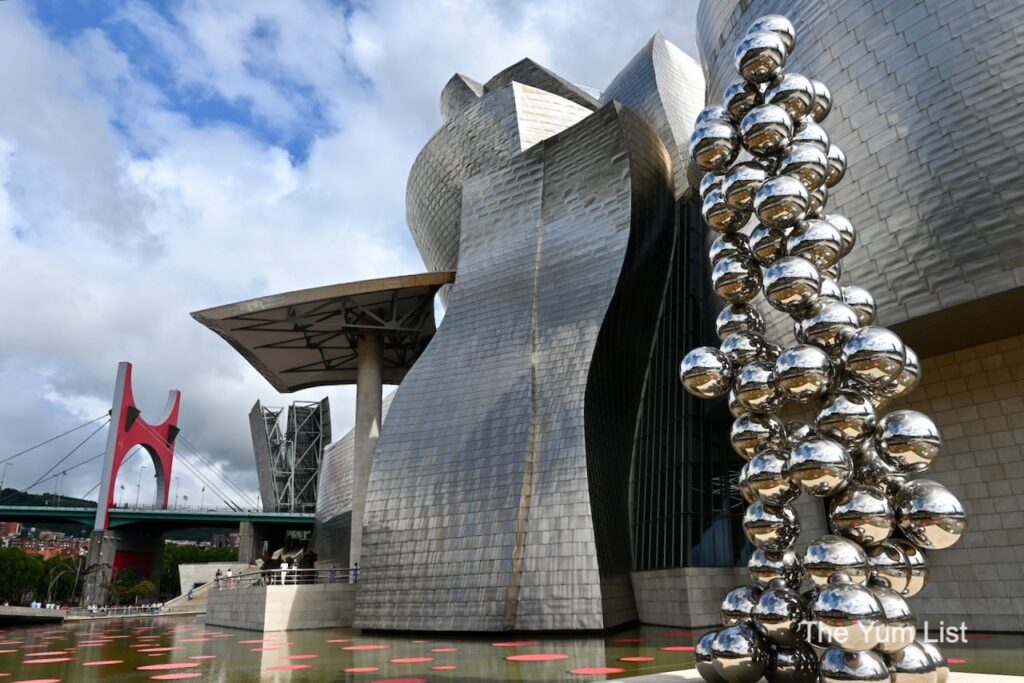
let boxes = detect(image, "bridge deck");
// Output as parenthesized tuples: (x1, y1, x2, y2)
(0, 506, 314, 532)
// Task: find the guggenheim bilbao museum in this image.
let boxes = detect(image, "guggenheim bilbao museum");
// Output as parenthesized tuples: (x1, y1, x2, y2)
(194, 0, 1024, 633)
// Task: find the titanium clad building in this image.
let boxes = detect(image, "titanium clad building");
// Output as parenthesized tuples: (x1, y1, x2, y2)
(697, 0, 1024, 632)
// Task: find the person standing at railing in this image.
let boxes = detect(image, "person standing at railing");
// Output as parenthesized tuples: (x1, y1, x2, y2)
(226, 568, 233, 588)
(215, 568, 222, 589)
(280, 559, 289, 586)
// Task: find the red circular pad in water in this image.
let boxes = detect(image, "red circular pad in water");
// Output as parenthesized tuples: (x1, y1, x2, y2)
(82, 660, 124, 666)
(660, 646, 695, 652)
(284, 655, 319, 660)
(344, 667, 380, 673)
(612, 638, 643, 644)
(620, 656, 655, 662)
(492, 641, 540, 647)
(570, 667, 627, 675)
(949, 658, 967, 665)
(23, 658, 74, 664)
(265, 664, 312, 671)
(136, 663, 200, 671)
(431, 665, 457, 671)
(148, 675, 202, 681)
(389, 657, 433, 664)
(188, 656, 216, 660)
(506, 653, 569, 662)
(343, 645, 389, 651)
(431, 648, 458, 652)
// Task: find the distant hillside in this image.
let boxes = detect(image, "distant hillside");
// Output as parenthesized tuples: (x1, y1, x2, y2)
(0, 488, 95, 508)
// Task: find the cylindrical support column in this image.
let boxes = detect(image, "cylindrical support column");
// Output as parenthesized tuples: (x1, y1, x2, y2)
(350, 334, 382, 567)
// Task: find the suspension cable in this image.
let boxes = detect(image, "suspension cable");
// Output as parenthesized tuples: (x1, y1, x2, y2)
(18, 419, 110, 496)
(174, 433, 259, 508)
(0, 414, 109, 465)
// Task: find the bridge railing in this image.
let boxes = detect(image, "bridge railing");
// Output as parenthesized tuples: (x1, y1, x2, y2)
(66, 604, 163, 618)
(213, 568, 360, 588)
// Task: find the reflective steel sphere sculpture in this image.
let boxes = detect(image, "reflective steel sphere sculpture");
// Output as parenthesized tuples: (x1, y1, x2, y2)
(755, 176, 809, 228)
(680, 346, 734, 398)
(754, 584, 809, 647)
(683, 16, 965, 682)
(722, 584, 764, 625)
(775, 344, 832, 401)
(744, 500, 800, 551)
(742, 104, 795, 157)
(875, 410, 941, 472)
(766, 643, 818, 683)
(787, 436, 853, 497)
(894, 480, 967, 550)
(804, 534, 869, 587)
(818, 648, 889, 683)
(870, 584, 916, 654)
(749, 548, 804, 589)
(713, 622, 771, 683)
(812, 579, 884, 651)
(747, 449, 800, 504)
(763, 256, 821, 313)
(828, 484, 894, 546)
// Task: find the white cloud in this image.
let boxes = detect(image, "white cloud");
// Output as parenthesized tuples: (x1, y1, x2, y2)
(0, 0, 699, 507)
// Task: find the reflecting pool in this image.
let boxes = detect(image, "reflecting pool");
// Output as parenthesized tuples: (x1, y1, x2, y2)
(0, 617, 1019, 682)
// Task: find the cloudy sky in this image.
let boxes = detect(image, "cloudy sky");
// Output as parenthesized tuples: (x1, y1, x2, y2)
(0, 0, 700, 508)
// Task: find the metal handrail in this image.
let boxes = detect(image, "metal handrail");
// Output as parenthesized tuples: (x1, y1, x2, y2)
(213, 567, 360, 588)
(67, 604, 162, 617)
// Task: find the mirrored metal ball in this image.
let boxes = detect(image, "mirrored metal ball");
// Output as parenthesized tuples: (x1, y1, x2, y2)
(894, 480, 967, 550)
(786, 420, 816, 447)
(691, 121, 741, 173)
(841, 327, 906, 386)
(875, 410, 941, 473)
(823, 259, 842, 281)
(869, 584, 916, 654)
(816, 390, 876, 447)
(747, 449, 799, 504)
(917, 639, 949, 683)
(723, 77, 762, 120)
(729, 389, 749, 418)
(810, 79, 832, 123)
(711, 233, 753, 265)
(775, 344, 832, 401)
(744, 500, 800, 551)
(701, 172, 725, 200)
(826, 144, 847, 187)
(732, 413, 787, 460)
(713, 255, 762, 303)
(829, 484, 894, 547)
(712, 622, 770, 683)
(680, 346, 734, 399)
(778, 144, 829, 191)
(722, 329, 775, 366)
(765, 73, 815, 122)
(792, 120, 830, 154)
(818, 276, 843, 303)
(755, 176, 809, 229)
(741, 104, 794, 157)
(894, 540, 929, 598)
(697, 630, 727, 683)
(885, 346, 921, 400)
(824, 214, 855, 257)
(735, 30, 788, 84)
(764, 256, 821, 313)
(736, 361, 783, 413)
(842, 286, 876, 326)
(747, 14, 796, 54)
(854, 443, 906, 498)
(804, 534, 869, 588)
(890, 641, 937, 683)
(697, 104, 735, 127)
(722, 584, 763, 625)
(705, 188, 752, 233)
(807, 184, 828, 218)
(749, 224, 787, 266)
(739, 461, 757, 503)
(866, 541, 911, 596)
(717, 304, 766, 340)
(812, 581, 885, 652)
(749, 548, 804, 589)
(819, 648, 889, 683)
(800, 301, 860, 357)
(754, 585, 808, 647)
(724, 161, 771, 210)
(765, 643, 818, 683)
(786, 219, 843, 270)
(788, 436, 853, 497)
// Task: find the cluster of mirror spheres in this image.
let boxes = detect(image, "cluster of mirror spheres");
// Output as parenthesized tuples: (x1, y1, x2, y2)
(682, 15, 966, 683)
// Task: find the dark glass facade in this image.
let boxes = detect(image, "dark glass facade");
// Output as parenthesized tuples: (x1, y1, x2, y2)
(630, 200, 747, 571)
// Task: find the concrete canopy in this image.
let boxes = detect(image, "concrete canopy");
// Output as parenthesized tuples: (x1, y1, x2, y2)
(192, 272, 455, 392)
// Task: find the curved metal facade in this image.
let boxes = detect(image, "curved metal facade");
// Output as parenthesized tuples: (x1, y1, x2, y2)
(350, 38, 715, 630)
(697, 0, 1024, 344)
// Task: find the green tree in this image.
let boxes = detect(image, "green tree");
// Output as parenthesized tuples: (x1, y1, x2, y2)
(0, 548, 45, 604)
(128, 580, 157, 603)
(160, 543, 237, 600)
(107, 566, 142, 605)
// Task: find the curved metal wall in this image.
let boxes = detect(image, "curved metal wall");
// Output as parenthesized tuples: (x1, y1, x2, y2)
(697, 0, 1024, 344)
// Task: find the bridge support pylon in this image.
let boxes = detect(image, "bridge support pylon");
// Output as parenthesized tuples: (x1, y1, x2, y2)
(82, 530, 165, 607)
